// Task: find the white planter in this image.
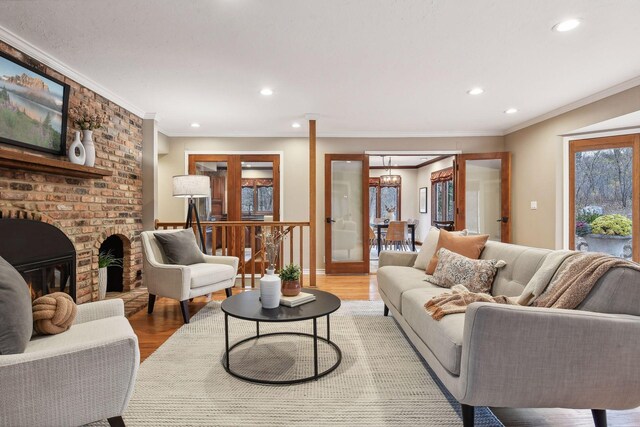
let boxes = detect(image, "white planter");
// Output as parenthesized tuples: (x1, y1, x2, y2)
(260, 275, 281, 309)
(583, 234, 632, 258)
(266, 268, 275, 275)
(98, 267, 108, 300)
(82, 129, 96, 167)
(68, 131, 86, 165)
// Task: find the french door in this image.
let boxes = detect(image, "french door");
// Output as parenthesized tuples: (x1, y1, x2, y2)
(569, 134, 640, 261)
(455, 152, 511, 243)
(324, 154, 369, 274)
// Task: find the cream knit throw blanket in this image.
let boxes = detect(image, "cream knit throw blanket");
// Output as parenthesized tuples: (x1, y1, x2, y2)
(425, 252, 640, 320)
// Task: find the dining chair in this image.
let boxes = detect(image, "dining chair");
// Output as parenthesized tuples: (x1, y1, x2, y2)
(384, 221, 409, 251)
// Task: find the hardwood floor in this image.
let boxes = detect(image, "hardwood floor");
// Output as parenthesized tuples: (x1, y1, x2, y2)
(128, 274, 640, 427)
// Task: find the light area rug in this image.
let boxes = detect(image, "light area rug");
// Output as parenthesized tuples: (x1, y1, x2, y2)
(91, 300, 502, 426)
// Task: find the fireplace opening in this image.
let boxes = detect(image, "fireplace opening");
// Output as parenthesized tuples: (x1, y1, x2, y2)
(99, 235, 124, 293)
(0, 218, 76, 301)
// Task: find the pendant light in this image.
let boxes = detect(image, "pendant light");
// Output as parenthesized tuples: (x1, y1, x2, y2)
(380, 156, 401, 185)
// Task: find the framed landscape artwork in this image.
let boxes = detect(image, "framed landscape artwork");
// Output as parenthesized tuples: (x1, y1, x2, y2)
(0, 52, 70, 155)
(419, 187, 428, 213)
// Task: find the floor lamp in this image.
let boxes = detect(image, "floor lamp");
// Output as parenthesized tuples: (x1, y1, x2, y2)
(173, 175, 210, 253)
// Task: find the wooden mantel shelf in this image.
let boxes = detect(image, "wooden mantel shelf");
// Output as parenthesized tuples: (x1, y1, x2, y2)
(0, 149, 112, 179)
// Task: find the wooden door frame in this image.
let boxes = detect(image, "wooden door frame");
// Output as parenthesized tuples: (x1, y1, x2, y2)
(455, 152, 512, 243)
(324, 153, 370, 274)
(188, 154, 280, 221)
(568, 134, 640, 261)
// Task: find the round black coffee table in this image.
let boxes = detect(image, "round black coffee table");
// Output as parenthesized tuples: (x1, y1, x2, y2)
(220, 288, 342, 384)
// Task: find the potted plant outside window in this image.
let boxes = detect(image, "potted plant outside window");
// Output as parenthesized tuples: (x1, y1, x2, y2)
(279, 263, 302, 297)
(583, 214, 632, 257)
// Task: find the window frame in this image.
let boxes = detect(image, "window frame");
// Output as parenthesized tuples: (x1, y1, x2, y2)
(431, 167, 454, 223)
(368, 177, 401, 219)
(241, 178, 274, 216)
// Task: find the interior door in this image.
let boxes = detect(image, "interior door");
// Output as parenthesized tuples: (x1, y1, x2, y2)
(325, 154, 369, 274)
(455, 152, 511, 242)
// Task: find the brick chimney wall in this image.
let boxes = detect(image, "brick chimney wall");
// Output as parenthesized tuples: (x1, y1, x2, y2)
(0, 40, 144, 303)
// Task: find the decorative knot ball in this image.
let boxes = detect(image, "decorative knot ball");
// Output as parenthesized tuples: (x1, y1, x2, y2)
(32, 292, 77, 335)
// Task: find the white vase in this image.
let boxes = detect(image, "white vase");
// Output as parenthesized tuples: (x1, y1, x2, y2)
(260, 275, 281, 309)
(266, 268, 276, 275)
(68, 131, 86, 165)
(98, 267, 108, 300)
(82, 129, 96, 167)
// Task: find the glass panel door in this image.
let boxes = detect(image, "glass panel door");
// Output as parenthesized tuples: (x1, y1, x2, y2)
(569, 135, 639, 261)
(325, 154, 369, 274)
(455, 153, 511, 243)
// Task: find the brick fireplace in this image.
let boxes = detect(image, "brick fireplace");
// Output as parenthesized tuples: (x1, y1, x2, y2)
(0, 40, 144, 304)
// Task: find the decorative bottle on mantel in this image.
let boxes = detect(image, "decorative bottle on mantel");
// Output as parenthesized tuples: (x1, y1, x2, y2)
(68, 131, 86, 165)
(82, 130, 96, 167)
(69, 106, 107, 168)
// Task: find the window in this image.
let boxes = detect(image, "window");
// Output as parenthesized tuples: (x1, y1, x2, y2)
(369, 177, 401, 220)
(569, 135, 639, 261)
(241, 179, 274, 215)
(431, 167, 454, 222)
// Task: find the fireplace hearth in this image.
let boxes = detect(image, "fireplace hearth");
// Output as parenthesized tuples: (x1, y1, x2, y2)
(0, 218, 76, 301)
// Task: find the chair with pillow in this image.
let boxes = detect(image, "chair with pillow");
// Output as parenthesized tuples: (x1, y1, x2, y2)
(141, 229, 239, 323)
(0, 256, 139, 427)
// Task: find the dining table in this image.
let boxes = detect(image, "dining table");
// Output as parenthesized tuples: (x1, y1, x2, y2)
(372, 221, 416, 255)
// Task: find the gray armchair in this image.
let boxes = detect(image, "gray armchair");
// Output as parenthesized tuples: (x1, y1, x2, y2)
(0, 299, 139, 427)
(141, 230, 239, 323)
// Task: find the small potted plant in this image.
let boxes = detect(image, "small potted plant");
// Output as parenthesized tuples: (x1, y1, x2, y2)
(98, 250, 123, 300)
(583, 214, 632, 257)
(279, 263, 302, 297)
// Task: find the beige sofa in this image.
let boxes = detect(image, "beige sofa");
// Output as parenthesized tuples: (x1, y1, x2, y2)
(377, 240, 640, 427)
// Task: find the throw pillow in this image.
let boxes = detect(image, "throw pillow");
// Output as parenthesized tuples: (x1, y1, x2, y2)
(426, 229, 489, 274)
(0, 256, 33, 355)
(413, 227, 468, 270)
(32, 292, 77, 335)
(154, 229, 205, 265)
(426, 248, 506, 293)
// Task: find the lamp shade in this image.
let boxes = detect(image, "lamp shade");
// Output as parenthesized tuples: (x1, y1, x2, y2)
(172, 175, 210, 198)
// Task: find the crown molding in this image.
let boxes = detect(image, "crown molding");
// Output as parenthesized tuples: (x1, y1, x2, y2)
(505, 74, 640, 135)
(165, 130, 502, 138)
(0, 25, 147, 118)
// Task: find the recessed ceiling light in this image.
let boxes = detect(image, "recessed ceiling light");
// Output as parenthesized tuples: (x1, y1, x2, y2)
(190, 123, 200, 128)
(553, 19, 581, 32)
(505, 108, 518, 114)
(467, 87, 484, 95)
(291, 122, 301, 128)
(260, 88, 273, 96)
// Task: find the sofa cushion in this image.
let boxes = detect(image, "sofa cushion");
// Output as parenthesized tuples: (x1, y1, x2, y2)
(426, 230, 489, 274)
(426, 248, 506, 293)
(0, 256, 33, 355)
(413, 227, 468, 270)
(377, 265, 431, 313)
(578, 267, 640, 316)
(188, 263, 236, 289)
(402, 287, 465, 375)
(154, 229, 205, 265)
(480, 241, 551, 297)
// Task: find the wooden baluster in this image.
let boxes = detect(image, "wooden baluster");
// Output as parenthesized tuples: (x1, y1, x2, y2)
(289, 226, 294, 267)
(212, 224, 217, 256)
(250, 225, 256, 288)
(279, 226, 284, 270)
(240, 226, 246, 288)
(201, 224, 207, 254)
(221, 226, 226, 256)
(300, 225, 304, 286)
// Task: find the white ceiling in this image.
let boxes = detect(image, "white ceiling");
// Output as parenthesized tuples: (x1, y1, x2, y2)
(1, 0, 640, 137)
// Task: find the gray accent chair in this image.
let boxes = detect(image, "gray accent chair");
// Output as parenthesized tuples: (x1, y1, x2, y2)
(141, 230, 239, 323)
(0, 299, 139, 427)
(377, 240, 640, 427)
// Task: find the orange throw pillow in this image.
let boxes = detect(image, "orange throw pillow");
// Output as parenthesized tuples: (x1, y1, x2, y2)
(426, 230, 489, 274)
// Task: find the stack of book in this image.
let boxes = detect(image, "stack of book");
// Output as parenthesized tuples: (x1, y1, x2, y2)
(280, 292, 316, 307)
